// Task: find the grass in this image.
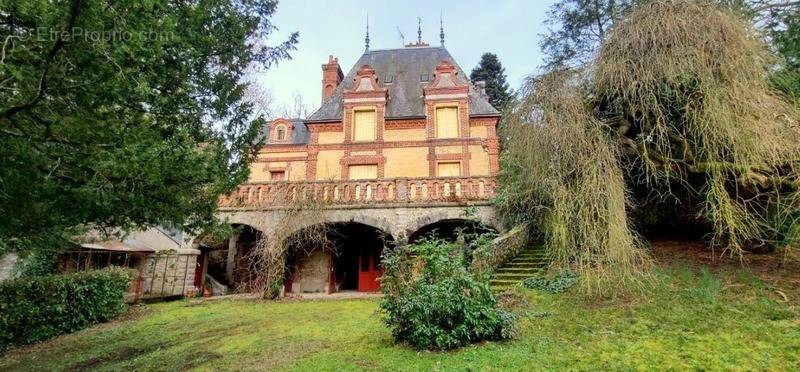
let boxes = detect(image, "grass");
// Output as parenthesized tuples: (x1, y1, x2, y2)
(1, 250, 799, 370)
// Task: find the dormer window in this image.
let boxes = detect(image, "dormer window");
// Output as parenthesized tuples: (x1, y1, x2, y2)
(269, 119, 293, 143)
(275, 125, 287, 141)
(420, 73, 429, 82)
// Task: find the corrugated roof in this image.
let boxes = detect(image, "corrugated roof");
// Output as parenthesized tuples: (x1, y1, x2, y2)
(307, 46, 499, 122)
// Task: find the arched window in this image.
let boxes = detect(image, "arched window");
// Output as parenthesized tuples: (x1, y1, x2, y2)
(276, 126, 286, 141)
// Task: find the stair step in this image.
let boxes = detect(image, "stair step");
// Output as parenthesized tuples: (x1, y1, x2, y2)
(506, 261, 547, 266)
(494, 274, 536, 280)
(488, 247, 549, 292)
(508, 264, 545, 268)
(496, 268, 542, 273)
(496, 268, 542, 274)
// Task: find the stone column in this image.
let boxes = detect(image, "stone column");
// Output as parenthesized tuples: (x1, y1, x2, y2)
(225, 233, 239, 284)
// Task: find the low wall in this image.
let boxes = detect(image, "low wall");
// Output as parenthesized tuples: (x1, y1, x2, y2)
(471, 223, 529, 276)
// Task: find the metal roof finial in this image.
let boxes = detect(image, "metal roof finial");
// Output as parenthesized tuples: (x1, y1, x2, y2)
(365, 14, 370, 51)
(440, 12, 445, 46)
(417, 17, 422, 44)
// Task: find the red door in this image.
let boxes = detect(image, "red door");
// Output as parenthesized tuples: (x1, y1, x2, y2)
(193, 251, 205, 289)
(357, 253, 382, 292)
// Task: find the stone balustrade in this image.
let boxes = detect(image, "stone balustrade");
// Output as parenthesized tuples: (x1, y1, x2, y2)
(218, 176, 496, 209)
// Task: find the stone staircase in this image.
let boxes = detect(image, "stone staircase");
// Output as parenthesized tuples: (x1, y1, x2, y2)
(489, 246, 548, 291)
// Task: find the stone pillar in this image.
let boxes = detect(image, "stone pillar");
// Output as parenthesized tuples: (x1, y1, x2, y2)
(396, 178, 409, 202)
(225, 233, 239, 284)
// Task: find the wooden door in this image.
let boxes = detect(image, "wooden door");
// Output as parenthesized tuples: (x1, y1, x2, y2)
(357, 251, 382, 292)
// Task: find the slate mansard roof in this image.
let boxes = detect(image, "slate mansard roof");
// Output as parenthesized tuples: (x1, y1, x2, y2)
(307, 46, 500, 122)
(258, 118, 309, 145)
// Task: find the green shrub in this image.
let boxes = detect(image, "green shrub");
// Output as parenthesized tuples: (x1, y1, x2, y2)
(0, 267, 133, 350)
(380, 237, 516, 351)
(523, 271, 579, 293)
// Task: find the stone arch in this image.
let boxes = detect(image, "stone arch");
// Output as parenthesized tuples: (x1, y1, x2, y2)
(280, 212, 396, 245)
(283, 220, 394, 294)
(408, 218, 498, 244)
(405, 207, 502, 240)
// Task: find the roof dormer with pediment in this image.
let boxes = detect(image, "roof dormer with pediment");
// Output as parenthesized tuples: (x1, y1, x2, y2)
(307, 46, 499, 122)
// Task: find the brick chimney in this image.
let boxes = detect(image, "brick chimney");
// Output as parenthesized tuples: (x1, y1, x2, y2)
(475, 81, 489, 100)
(321, 55, 343, 104)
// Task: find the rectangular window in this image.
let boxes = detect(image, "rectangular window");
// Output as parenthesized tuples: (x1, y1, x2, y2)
(437, 162, 461, 177)
(348, 164, 378, 180)
(353, 109, 376, 141)
(435, 106, 459, 138)
(269, 171, 285, 181)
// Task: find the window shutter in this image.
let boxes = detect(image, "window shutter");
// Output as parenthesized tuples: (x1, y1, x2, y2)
(349, 165, 378, 180)
(436, 107, 459, 138)
(270, 171, 285, 181)
(437, 162, 461, 177)
(353, 110, 376, 141)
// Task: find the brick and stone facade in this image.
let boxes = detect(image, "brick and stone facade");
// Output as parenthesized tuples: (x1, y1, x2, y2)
(214, 42, 502, 295)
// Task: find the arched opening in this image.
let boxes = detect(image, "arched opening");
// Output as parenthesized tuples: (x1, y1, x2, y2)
(194, 224, 262, 295)
(275, 125, 286, 141)
(284, 222, 393, 294)
(408, 218, 497, 245)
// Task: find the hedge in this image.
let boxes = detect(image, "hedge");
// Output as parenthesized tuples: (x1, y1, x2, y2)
(0, 267, 133, 350)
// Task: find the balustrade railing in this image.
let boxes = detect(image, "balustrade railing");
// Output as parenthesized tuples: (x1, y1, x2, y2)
(218, 176, 496, 208)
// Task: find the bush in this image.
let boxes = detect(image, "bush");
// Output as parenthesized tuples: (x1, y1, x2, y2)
(0, 267, 133, 350)
(380, 237, 516, 351)
(523, 271, 579, 293)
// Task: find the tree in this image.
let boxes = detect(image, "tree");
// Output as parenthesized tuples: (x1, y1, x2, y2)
(0, 1, 298, 259)
(499, 1, 800, 293)
(540, 0, 637, 69)
(759, 1, 800, 101)
(470, 53, 514, 110)
(541, 0, 800, 91)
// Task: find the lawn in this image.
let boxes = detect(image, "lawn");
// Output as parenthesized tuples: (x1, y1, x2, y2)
(1, 241, 798, 371)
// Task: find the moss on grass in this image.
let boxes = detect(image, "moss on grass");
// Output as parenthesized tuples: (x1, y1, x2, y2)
(1, 262, 798, 371)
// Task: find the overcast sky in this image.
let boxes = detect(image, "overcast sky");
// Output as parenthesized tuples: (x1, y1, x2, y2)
(256, 0, 556, 115)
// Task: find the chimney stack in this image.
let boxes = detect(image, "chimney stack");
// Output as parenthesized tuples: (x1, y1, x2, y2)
(321, 55, 343, 104)
(475, 81, 489, 100)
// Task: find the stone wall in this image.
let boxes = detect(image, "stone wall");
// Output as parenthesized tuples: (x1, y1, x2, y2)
(471, 223, 529, 275)
(290, 249, 330, 293)
(217, 203, 500, 246)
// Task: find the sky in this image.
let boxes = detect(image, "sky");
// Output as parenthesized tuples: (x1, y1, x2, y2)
(256, 0, 557, 116)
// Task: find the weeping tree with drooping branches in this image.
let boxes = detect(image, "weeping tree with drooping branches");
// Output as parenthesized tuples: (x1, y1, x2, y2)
(594, 0, 800, 252)
(498, 0, 800, 290)
(496, 70, 651, 293)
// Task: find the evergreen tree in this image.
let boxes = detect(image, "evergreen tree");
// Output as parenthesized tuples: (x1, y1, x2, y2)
(540, 0, 637, 69)
(0, 0, 298, 258)
(470, 53, 514, 110)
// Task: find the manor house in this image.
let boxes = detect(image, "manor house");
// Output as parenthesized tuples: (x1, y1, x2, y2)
(206, 32, 503, 295)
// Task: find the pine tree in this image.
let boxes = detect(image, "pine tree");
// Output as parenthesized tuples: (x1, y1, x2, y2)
(470, 53, 514, 110)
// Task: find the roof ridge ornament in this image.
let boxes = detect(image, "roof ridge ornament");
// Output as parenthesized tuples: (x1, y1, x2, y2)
(365, 14, 370, 51)
(440, 13, 445, 46)
(405, 17, 430, 48)
(417, 17, 422, 45)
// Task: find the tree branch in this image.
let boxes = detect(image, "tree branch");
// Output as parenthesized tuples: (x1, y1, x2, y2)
(0, 0, 82, 120)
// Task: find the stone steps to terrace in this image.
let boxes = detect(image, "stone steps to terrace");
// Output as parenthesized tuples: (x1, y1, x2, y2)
(490, 246, 549, 292)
